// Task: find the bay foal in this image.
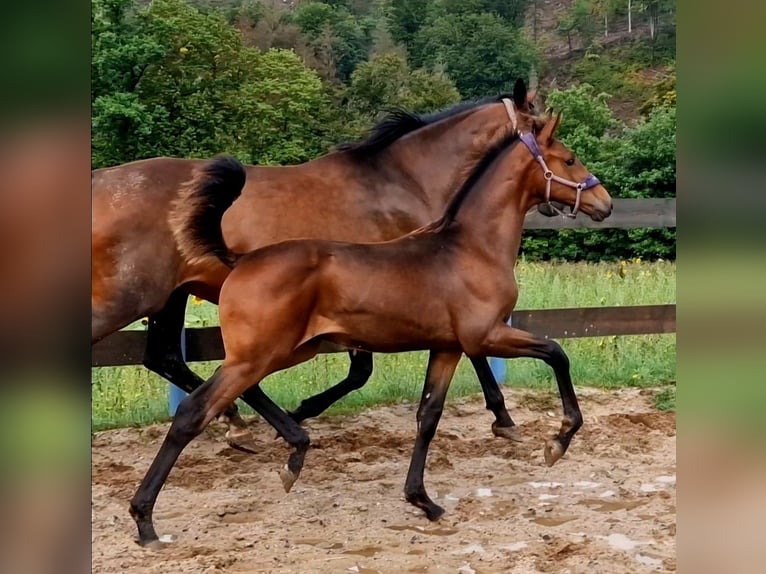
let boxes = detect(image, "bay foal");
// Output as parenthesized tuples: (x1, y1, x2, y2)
(130, 112, 612, 546)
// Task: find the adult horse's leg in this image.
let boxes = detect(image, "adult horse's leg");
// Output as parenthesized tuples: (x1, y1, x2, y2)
(142, 289, 246, 432)
(404, 350, 461, 521)
(240, 385, 311, 493)
(480, 326, 582, 466)
(288, 350, 373, 423)
(469, 356, 522, 442)
(288, 352, 521, 444)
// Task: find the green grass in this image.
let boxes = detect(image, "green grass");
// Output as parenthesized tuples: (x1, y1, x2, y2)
(92, 260, 676, 431)
(653, 386, 676, 412)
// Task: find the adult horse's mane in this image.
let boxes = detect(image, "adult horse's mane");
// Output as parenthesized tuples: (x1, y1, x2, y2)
(335, 94, 514, 160)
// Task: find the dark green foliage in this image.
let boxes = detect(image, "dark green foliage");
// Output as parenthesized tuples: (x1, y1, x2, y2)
(289, 1, 372, 81)
(412, 12, 538, 99)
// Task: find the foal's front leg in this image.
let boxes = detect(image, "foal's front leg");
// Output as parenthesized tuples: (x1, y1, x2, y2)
(404, 350, 462, 521)
(477, 324, 582, 466)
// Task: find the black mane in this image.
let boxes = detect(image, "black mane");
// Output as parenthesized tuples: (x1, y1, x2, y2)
(335, 94, 513, 160)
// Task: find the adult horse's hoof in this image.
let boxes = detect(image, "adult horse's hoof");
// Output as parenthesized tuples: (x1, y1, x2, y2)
(138, 534, 175, 550)
(279, 464, 299, 493)
(491, 422, 524, 442)
(543, 439, 565, 467)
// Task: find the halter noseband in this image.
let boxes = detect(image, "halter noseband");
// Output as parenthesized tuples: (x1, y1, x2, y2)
(500, 98, 601, 218)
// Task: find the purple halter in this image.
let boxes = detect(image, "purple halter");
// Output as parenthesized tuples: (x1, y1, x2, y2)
(519, 132, 601, 218)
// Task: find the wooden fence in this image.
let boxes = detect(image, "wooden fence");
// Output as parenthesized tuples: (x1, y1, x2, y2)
(92, 198, 676, 368)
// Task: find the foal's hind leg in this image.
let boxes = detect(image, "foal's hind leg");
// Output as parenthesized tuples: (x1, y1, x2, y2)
(404, 350, 461, 521)
(130, 367, 232, 547)
(130, 355, 311, 546)
(470, 356, 522, 442)
(288, 350, 373, 423)
(142, 290, 246, 432)
(478, 325, 583, 466)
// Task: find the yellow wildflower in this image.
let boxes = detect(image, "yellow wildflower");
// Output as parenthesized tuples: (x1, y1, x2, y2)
(191, 296, 204, 306)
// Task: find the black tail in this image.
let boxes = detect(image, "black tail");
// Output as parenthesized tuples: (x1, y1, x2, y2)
(170, 155, 246, 267)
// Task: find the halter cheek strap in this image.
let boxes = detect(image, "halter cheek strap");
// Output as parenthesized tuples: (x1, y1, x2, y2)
(519, 133, 601, 218)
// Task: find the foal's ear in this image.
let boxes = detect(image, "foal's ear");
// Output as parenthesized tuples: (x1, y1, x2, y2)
(513, 78, 528, 109)
(539, 110, 563, 144)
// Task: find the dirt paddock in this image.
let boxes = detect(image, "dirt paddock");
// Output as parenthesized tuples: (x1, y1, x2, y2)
(92, 386, 676, 573)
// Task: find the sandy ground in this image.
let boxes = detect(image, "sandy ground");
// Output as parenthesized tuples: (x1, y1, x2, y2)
(92, 386, 676, 573)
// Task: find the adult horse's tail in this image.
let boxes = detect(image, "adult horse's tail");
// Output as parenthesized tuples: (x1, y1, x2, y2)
(170, 155, 246, 267)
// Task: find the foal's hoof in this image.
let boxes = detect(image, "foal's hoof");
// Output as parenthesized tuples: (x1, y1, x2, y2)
(543, 439, 565, 467)
(279, 464, 299, 493)
(491, 422, 524, 442)
(226, 427, 259, 455)
(424, 503, 445, 522)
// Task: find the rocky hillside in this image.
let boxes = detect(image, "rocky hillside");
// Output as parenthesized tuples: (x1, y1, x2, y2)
(524, 0, 676, 122)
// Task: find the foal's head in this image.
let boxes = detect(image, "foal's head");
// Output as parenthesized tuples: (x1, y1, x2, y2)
(517, 112, 613, 221)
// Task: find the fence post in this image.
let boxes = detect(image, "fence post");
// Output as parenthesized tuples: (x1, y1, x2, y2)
(488, 316, 512, 384)
(168, 327, 189, 416)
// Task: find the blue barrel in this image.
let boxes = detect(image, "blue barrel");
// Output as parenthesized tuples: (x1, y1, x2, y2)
(168, 327, 189, 416)
(488, 315, 513, 384)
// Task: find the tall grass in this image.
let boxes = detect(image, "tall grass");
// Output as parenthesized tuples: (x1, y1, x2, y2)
(92, 260, 676, 430)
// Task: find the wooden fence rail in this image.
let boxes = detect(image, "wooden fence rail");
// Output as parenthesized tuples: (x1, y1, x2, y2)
(92, 304, 676, 367)
(91, 198, 676, 368)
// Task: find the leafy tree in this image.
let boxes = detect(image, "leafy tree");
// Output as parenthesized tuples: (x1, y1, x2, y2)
(427, 0, 530, 27)
(556, 0, 594, 53)
(543, 83, 618, 161)
(347, 52, 460, 119)
(92, 0, 336, 168)
(590, 0, 621, 37)
(388, 0, 429, 47)
(289, 1, 371, 82)
(412, 12, 538, 99)
(92, 0, 245, 166)
(232, 48, 334, 165)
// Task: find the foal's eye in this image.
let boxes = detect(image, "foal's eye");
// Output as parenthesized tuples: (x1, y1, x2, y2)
(565, 158, 576, 166)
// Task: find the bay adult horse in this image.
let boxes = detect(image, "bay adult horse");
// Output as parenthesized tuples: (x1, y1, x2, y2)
(92, 79, 547, 447)
(129, 111, 612, 547)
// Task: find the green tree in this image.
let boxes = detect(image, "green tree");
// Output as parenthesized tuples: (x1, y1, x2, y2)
(92, 0, 245, 166)
(543, 83, 618, 161)
(347, 52, 460, 119)
(556, 0, 594, 53)
(427, 0, 530, 27)
(232, 48, 334, 165)
(412, 12, 537, 99)
(92, 0, 337, 168)
(388, 0, 429, 47)
(290, 1, 371, 82)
